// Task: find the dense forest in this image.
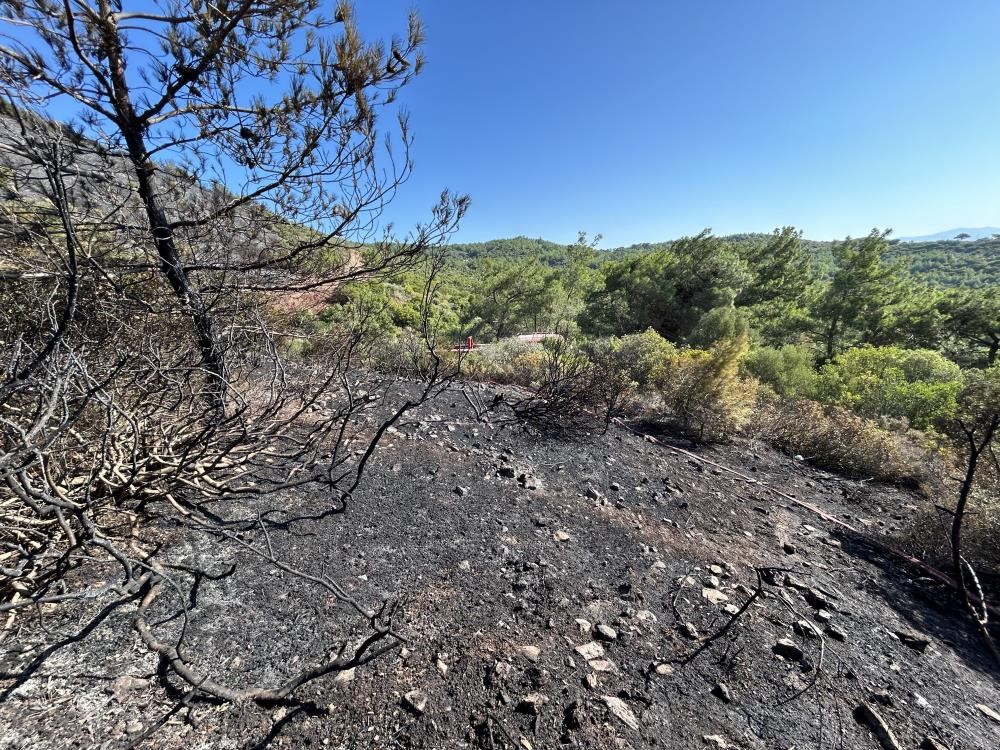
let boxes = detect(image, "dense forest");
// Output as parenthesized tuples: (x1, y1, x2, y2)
(446, 232, 1000, 288)
(310, 228, 1000, 367)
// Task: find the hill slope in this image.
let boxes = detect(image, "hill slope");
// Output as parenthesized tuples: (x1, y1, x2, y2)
(3, 380, 998, 749)
(447, 234, 1000, 287)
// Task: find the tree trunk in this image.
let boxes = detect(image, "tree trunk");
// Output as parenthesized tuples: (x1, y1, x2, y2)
(951, 416, 1000, 668)
(100, 9, 226, 407)
(824, 318, 839, 362)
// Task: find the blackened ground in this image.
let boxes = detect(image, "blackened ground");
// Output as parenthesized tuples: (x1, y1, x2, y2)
(2, 380, 999, 750)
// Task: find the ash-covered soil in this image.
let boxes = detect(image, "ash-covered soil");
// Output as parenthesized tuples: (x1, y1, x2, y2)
(2, 380, 999, 750)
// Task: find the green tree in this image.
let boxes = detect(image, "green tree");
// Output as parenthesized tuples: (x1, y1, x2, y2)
(809, 229, 906, 360)
(688, 305, 751, 348)
(581, 230, 748, 341)
(735, 226, 815, 344)
(550, 232, 602, 334)
(743, 344, 818, 399)
(463, 258, 560, 340)
(937, 287, 1000, 367)
(873, 283, 947, 351)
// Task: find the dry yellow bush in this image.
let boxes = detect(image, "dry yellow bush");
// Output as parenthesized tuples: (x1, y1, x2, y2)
(755, 396, 917, 482)
(654, 333, 758, 442)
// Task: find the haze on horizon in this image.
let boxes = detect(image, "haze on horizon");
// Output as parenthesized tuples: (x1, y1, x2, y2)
(355, 0, 1000, 247)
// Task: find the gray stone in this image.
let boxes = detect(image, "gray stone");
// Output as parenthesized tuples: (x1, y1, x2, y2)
(403, 689, 428, 714)
(894, 631, 931, 653)
(975, 703, 1000, 724)
(711, 682, 732, 703)
(518, 473, 540, 490)
(702, 588, 729, 604)
(594, 624, 618, 642)
(825, 625, 847, 642)
(772, 639, 804, 661)
(793, 620, 820, 638)
(517, 692, 548, 715)
(575, 641, 605, 661)
(783, 574, 809, 591)
(333, 668, 356, 684)
(804, 588, 832, 610)
(602, 695, 639, 731)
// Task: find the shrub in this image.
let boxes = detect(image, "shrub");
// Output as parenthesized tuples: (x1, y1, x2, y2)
(816, 346, 962, 429)
(582, 328, 677, 416)
(461, 339, 544, 386)
(755, 396, 915, 482)
(653, 333, 758, 441)
(608, 328, 677, 387)
(743, 344, 818, 399)
(688, 305, 751, 348)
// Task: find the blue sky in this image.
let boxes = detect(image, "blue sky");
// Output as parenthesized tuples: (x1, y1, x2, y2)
(353, 0, 1000, 247)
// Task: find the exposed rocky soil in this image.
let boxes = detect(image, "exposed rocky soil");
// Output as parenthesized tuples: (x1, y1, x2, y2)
(2, 381, 999, 749)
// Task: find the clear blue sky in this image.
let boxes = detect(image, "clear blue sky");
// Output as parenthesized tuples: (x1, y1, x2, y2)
(354, 0, 1000, 247)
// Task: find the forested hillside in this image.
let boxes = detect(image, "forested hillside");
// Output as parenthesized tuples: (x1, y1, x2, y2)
(454, 232, 1000, 287)
(886, 236, 1000, 286)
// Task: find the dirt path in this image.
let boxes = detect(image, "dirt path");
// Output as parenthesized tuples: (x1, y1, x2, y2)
(2, 383, 999, 749)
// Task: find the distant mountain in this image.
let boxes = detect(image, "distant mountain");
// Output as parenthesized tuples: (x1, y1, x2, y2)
(898, 227, 1000, 242)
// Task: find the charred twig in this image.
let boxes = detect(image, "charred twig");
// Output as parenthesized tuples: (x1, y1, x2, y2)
(682, 567, 765, 665)
(122, 680, 205, 750)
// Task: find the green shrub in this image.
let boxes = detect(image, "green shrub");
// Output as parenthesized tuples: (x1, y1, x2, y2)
(578, 330, 671, 420)
(816, 346, 962, 429)
(743, 344, 818, 398)
(653, 333, 758, 441)
(688, 305, 751, 348)
(584, 328, 676, 389)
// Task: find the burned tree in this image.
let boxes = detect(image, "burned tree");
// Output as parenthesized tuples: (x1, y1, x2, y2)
(946, 365, 1000, 666)
(0, 0, 467, 702)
